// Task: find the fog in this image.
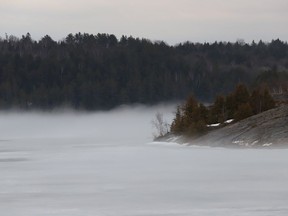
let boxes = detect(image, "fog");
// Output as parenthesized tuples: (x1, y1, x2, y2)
(0, 104, 175, 143)
(1, 105, 288, 216)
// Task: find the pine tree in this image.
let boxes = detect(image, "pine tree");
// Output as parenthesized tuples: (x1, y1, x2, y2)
(262, 88, 275, 111)
(170, 95, 209, 136)
(170, 106, 184, 133)
(234, 84, 250, 108)
(182, 95, 199, 129)
(234, 103, 253, 121)
(210, 95, 226, 123)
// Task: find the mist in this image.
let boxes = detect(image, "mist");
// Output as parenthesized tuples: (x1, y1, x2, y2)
(0, 104, 175, 144)
(1, 105, 288, 216)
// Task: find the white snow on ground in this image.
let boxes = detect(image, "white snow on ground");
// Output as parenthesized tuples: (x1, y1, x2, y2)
(207, 123, 221, 127)
(207, 119, 234, 127)
(225, 119, 234, 123)
(263, 143, 273, 147)
(0, 107, 288, 216)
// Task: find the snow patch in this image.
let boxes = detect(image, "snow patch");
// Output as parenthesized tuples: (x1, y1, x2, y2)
(225, 119, 234, 124)
(233, 140, 251, 147)
(251, 140, 259, 146)
(263, 143, 273, 147)
(207, 123, 220, 127)
(207, 119, 233, 128)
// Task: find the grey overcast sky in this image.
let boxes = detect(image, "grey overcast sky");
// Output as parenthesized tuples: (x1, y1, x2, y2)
(1, 0, 288, 44)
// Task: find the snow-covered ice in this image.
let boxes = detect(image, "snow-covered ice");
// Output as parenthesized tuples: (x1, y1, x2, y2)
(0, 106, 288, 216)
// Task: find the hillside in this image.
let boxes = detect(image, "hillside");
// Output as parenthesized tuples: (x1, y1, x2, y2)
(163, 105, 288, 148)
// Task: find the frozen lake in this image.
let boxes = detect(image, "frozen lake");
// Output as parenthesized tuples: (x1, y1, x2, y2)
(0, 106, 288, 216)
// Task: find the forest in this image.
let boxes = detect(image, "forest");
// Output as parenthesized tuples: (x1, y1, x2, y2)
(0, 33, 287, 110)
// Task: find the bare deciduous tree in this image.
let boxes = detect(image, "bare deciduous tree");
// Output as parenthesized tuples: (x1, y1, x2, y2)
(152, 112, 169, 139)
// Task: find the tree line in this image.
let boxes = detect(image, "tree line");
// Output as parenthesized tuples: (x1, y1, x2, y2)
(0, 32, 287, 110)
(170, 84, 275, 136)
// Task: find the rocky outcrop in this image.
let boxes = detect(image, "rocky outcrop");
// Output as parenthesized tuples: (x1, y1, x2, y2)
(163, 105, 288, 148)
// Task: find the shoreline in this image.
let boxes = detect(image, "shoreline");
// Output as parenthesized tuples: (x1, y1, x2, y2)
(156, 105, 288, 149)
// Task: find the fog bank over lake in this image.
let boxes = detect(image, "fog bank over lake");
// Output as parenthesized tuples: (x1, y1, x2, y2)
(0, 104, 175, 144)
(0, 105, 288, 216)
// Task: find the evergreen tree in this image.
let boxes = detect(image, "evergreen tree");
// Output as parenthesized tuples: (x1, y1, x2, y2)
(170, 95, 209, 136)
(170, 106, 184, 133)
(262, 88, 276, 111)
(234, 103, 253, 121)
(210, 95, 226, 123)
